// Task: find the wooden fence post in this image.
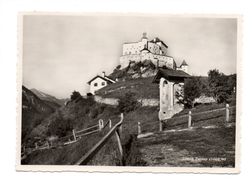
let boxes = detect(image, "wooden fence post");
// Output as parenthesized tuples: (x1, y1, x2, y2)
(159, 120, 163, 132)
(109, 119, 112, 128)
(73, 129, 77, 142)
(188, 111, 192, 128)
(98, 120, 102, 131)
(226, 104, 230, 123)
(99, 119, 104, 131)
(138, 122, 141, 134)
(101, 119, 104, 129)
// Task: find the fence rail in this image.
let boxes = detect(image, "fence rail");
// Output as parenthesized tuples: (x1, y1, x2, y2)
(75, 113, 124, 165)
(138, 104, 236, 135)
(22, 118, 111, 157)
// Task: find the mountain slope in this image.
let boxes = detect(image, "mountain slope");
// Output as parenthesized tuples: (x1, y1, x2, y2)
(31, 88, 65, 106)
(22, 86, 59, 142)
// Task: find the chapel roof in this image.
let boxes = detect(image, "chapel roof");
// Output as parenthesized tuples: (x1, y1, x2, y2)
(152, 68, 191, 83)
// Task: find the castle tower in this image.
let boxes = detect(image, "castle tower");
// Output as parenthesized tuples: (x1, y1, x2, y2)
(179, 60, 189, 73)
(141, 32, 148, 46)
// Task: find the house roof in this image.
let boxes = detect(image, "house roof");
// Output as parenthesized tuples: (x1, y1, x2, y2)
(87, 75, 116, 85)
(153, 68, 191, 83)
(180, 60, 188, 67)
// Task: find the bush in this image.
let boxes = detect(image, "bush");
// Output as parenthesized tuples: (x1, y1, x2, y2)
(70, 91, 82, 101)
(47, 117, 73, 138)
(118, 92, 140, 113)
(90, 107, 99, 119)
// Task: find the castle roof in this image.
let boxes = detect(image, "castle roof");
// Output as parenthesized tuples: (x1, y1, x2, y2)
(150, 37, 168, 48)
(180, 60, 188, 67)
(152, 68, 191, 83)
(140, 47, 150, 52)
(87, 75, 116, 85)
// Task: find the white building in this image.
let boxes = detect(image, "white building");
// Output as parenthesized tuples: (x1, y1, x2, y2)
(87, 72, 116, 95)
(119, 33, 176, 69)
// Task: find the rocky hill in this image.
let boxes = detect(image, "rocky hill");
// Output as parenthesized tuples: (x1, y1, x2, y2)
(109, 60, 157, 81)
(96, 60, 160, 99)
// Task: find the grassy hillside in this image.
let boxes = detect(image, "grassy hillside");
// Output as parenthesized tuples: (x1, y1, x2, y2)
(23, 97, 236, 167)
(96, 77, 159, 99)
(22, 95, 157, 165)
(138, 125, 235, 167)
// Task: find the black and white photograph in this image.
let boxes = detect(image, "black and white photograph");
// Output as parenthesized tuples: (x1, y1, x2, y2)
(17, 13, 240, 172)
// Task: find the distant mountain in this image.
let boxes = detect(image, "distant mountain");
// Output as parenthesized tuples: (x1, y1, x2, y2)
(22, 86, 60, 142)
(30, 88, 65, 106)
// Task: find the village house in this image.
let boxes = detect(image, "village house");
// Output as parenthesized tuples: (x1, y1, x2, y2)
(87, 72, 116, 95)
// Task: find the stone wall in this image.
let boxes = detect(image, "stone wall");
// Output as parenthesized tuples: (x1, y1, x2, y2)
(94, 96, 119, 106)
(119, 52, 174, 69)
(138, 99, 159, 106)
(94, 95, 159, 107)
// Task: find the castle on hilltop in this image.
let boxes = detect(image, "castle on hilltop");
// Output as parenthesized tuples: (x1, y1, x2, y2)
(119, 33, 189, 73)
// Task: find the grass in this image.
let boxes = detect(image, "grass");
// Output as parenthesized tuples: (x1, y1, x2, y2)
(137, 125, 235, 167)
(96, 77, 159, 99)
(163, 103, 236, 131)
(23, 99, 236, 167)
(22, 122, 125, 165)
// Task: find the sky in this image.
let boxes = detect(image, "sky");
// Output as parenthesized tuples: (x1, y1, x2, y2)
(22, 14, 237, 98)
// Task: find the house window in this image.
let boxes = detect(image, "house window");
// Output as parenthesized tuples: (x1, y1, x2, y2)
(94, 83, 98, 87)
(102, 82, 105, 86)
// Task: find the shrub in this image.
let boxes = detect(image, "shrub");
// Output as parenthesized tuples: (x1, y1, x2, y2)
(116, 65, 121, 70)
(70, 91, 82, 101)
(90, 107, 99, 119)
(118, 92, 140, 113)
(47, 117, 73, 138)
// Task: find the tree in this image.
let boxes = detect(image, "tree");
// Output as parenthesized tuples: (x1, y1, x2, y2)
(183, 77, 202, 108)
(208, 69, 236, 103)
(208, 69, 223, 99)
(70, 91, 82, 101)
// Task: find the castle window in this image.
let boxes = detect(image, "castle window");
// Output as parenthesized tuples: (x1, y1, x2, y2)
(102, 82, 105, 86)
(94, 83, 98, 87)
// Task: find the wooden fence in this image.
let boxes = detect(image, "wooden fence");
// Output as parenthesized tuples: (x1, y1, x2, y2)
(138, 104, 236, 135)
(75, 113, 124, 165)
(23, 118, 111, 155)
